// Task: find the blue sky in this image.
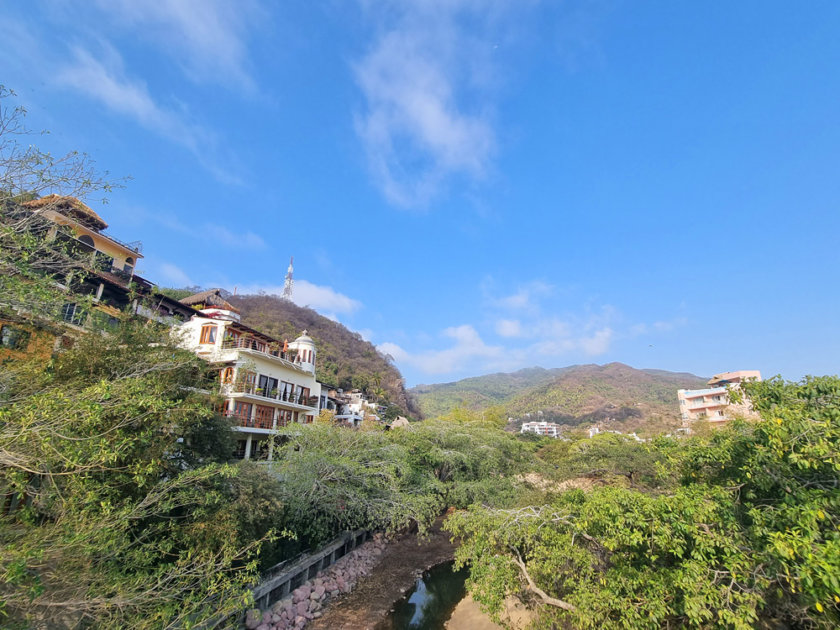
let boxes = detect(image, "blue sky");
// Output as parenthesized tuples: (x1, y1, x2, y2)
(2, 1, 839, 386)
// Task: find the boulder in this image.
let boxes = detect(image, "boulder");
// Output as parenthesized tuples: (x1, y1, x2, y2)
(245, 609, 262, 629)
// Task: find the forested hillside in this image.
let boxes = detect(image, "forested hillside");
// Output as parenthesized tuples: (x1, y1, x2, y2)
(411, 363, 707, 432)
(227, 294, 415, 415)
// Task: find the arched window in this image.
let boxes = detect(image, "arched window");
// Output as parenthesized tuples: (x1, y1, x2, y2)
(78, 235, 95, 247)
(123, 256, 134, 274)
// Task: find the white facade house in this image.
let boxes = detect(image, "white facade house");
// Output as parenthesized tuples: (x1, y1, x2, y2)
(177, 293, 321, 460)
(678, 370, 762, 426)
(521, 421, 562, 438)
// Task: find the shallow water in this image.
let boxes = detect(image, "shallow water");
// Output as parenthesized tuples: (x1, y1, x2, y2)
(379, 561, 469, 630)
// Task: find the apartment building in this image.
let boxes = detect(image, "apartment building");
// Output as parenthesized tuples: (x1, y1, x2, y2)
(678, 370, 762, 426)
(521, 421, 562, 438)
(20, 195, 196, 330)
(177, 290, 321, 460)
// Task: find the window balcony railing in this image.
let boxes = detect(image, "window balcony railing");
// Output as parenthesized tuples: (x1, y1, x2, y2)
(227, 385, 317, 409)
(220, 338, 304, 364)
(222, 410, 274, 429)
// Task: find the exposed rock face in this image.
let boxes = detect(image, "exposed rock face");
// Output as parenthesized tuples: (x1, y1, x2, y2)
(246, 533, 388, 630)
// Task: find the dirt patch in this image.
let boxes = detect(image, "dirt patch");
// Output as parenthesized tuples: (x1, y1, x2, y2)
(307, 518, 456, 630)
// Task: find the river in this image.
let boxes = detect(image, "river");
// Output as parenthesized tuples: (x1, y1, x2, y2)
(379, 562, 503, 630)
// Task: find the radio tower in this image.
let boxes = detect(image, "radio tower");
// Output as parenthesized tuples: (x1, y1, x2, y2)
(282, 256, 294, 301)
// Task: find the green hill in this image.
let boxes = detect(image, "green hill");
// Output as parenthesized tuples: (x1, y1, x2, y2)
(409, 363, 707, 433)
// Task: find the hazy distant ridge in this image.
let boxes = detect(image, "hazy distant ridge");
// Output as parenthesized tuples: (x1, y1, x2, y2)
(410, 363, 707, 431)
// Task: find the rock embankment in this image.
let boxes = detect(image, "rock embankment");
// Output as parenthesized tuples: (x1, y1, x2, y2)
(244, 533, 387, 630)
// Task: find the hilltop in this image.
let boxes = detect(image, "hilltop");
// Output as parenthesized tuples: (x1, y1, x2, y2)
(410, 363, 707, 433)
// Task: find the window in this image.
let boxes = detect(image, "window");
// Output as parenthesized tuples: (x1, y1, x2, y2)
(220, 367, 234, 384)
(200, 324, 217, 344)
(0, 325, 30, 350)
(233, 402, 253, 426)
(255, 405, 274, 429)
(61, 302, 87, 326)
(78, 235, 95, 247)
(94, 250, 114, 272)
(257, 375, 278, 398)
(123, 257, 134, 274)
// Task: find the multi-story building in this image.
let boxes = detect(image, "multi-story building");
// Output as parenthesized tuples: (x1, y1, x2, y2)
(19, 194, 196, 330)
(678, 370, 762, 426)
(177, 289, 322, 460)
(2, 195, 198, 365)
(521, 421, 562, 438)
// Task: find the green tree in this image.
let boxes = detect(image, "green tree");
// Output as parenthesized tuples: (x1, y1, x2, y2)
(448, 376, 840, 629)
(0, 320, 285, 629)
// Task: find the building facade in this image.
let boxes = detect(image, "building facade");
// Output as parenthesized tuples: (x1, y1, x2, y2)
(678, 370, 762, 426)
(521, 421, 562, 438)
(177, 291, 321, 460)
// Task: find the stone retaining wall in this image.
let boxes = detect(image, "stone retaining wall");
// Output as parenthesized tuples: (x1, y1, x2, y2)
(245, 532, 387, 630)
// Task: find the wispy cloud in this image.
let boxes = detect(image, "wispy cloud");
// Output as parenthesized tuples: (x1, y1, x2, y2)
(56, 45, 241, 184)
(203, 224, 265, 249)
(491, 280, 555, 311)
(354, 1, 505, 207)
(155, 262, 193, 286)
(234, 280, 362, 316)
(379, 324, 504, 375)
(90, 0, 263, 91)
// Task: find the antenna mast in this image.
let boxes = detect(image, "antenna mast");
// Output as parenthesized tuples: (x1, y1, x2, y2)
(282, 256, 294, 301)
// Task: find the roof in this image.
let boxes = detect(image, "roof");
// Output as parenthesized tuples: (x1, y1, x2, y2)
(179, 288, 240, 313)
(22, 194, 109, 231)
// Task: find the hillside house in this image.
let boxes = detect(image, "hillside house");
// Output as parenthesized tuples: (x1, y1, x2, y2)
(521, 421, 562, 438)
(177, 290, 322, 459)
(678, 370, 762, 426)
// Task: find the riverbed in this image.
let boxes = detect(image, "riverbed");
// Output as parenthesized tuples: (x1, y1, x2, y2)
(306, 519, 502, 630)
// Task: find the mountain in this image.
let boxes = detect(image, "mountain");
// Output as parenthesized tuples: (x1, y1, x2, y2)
(225, 294, 416, 416)
(409, 363, 708, 433)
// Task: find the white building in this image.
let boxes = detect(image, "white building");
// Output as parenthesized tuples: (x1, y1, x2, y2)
(177, 290, 321, 460)
(521, 421, 562, 438)
(678, 370, 762, 426)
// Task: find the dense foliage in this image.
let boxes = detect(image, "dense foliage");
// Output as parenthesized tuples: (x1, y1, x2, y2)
(264, 413, 534, 550)
(447, 376, 840, 629)
(0, 322, 290, 629)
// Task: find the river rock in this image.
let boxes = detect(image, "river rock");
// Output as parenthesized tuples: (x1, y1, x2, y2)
(245, 609, 262, 629)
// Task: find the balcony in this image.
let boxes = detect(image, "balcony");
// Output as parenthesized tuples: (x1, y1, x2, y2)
(226, 385, 318, 411)
(223, 410, 275, 430)
(688, 398, 727, 410)
(219, 338, 310, 372)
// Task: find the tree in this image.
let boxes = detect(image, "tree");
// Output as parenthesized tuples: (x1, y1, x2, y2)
(447, 376, 840, 629)
(0, 86, 121, 325)
(0, 320, 288, 629)
(0, 88, 285, 629)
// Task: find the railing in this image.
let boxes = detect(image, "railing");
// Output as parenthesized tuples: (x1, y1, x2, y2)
(227, 385, 317, 409)
(100, 230, 143, 254)
(220, 338, 307, 367)
(222, 410, 274, 429)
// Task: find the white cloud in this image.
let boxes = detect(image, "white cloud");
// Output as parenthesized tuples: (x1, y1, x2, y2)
(495, 318, 523, 338)
(90, 0, 262, 90)
(156, 262, 193, 286)
(56, 45, 240, 184)
(354, 2, 499, 206)
(491, 280, 554, 311)
(203, 224, 265, 249)
(379, 324, 505, 375)
(234, 280, 362, 316)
